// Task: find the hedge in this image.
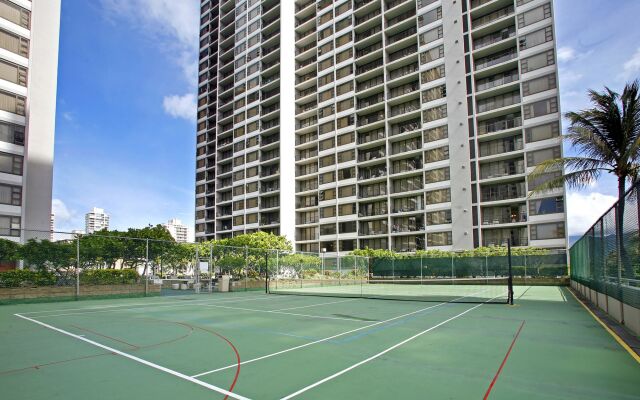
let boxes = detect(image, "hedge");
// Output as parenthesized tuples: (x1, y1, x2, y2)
(0, 269, 140, 287)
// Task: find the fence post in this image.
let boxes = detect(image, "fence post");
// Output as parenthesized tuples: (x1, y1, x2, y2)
(76, 234, 80, 300)
(451, 253, 455, 285)
(524, 254, 527, 285)
(145, 238, 149, 297)
(420, 254, 423, 284)
(245, 246, 249, 292)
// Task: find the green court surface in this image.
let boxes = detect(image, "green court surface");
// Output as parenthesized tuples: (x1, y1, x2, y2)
(0, 287, 638, 399)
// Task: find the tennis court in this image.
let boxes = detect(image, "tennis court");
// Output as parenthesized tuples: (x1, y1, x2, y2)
(1, 286, 638, 399)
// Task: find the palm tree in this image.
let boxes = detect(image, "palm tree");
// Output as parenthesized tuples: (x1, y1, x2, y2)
(531, 80, 640, 279)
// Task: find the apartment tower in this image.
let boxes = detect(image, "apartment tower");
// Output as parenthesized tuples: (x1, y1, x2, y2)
(195, 0, 567, 253)
(85, 207, 110, 234)
(0, 0, 60, 242)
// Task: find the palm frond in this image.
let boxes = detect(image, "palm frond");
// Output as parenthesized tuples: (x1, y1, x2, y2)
(529, 169, 603, 194)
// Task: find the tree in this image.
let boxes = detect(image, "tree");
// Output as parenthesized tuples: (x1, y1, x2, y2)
(531, 80, 640, 279)
(0, 239, 20, 262)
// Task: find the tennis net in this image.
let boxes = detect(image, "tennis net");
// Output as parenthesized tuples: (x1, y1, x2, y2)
(269, 276, 510, 303)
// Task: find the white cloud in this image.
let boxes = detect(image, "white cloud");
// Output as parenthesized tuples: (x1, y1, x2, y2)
(622, 47, 640, 78)
(52, 199, 72, 222)
(557, 47, 576, 63)
(163, 94, 196, 121)
(566, 191, 617, 235)
(62, 112, 74, 122)
(101, 0, 199, 120)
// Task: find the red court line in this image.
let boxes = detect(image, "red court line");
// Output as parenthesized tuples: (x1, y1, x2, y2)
(183, 323, 242, 400)
(483, 320, 526, 400)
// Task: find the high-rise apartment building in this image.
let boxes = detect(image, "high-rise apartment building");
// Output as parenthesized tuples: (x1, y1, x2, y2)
(163, 218, 189, 243)
(0, 0, 61, 242)
(85, 207, 110, 234)
(195, 0, 567, 253)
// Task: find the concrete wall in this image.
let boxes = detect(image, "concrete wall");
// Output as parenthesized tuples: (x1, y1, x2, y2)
(0, 284, 160, 302)
(22, 0, 61, 239)
(570, 280, 640, 337)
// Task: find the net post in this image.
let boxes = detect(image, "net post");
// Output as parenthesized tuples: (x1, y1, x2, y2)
(420, 254, 423, 284)
(209, 242, 213, 293)
(264, 250, 269, 294)
(451, 253, 454, 285)
(145, 238, 149, 297)
(75, 234, 80, 300)
(507, 239, 514, 305)
(275, 250, 279, 291)
(524, 254, 527, 285)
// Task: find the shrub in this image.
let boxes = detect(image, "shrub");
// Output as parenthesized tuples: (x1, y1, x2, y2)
(0, 269, 56, 288)
(79, 269, 139, 285)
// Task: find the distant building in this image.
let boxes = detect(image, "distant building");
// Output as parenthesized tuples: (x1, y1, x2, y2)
(71, 229, 85, 235)
(49, 213, 54, 240)
(163, 218, 189, 243)
(85, 208, 109, 234)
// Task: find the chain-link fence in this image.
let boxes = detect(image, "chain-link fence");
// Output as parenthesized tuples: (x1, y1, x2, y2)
(570, 182, 640, 309)
(369, 252, 568, 281)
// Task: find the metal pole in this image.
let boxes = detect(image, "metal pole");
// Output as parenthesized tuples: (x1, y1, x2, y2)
(265, 251, 269, 294)
(275, 250, 279, 290)
(209, 243, 213, 293)
(145, 238, 149, 296)
(507, 239, 514, 305)
(245, 246, 248, 292)
(451, 253, 454, 285)
(76, 235, 80, 300)
(321, 251, 325, 287)
(420, 254, 423, 284)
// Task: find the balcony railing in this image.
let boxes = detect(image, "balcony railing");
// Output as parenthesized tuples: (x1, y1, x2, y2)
(477, 115, 522, 135)
(474, 26, 516, 50)
(476, 69, 519, 92)
(475, 47, 518, 71)
(473, 5, 515, 29)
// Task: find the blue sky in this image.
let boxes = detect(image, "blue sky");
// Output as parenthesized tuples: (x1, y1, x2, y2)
(52, 0, 640, 238)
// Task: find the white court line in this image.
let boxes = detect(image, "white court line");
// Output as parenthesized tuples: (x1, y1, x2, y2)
(279, 295, 503, 400)
(14, 313, 251, 400)
(191, 288, 500, 378)
(272, 298, 357, 312)
(19, 294, 277, 316)
(197, 303, 367, 322)
(32, 296, 288, 318)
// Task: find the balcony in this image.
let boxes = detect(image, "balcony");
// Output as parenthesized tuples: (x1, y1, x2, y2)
(389, 82, 419, 99)
(387, 10, 416, 28)
(472, 5, 515, 30)
(473, 26, 516, 50)
(481, 205, 527, 226)
(476, 69, 519, 92)
(388, 26, 417, 45)
(359, 165, 387, 180)
(388, 45, 417, 62)
(358, 93, 385, 109)
(390, 118, 421, 136)
(388, 62, 419, 81)
(480, 181, 526, 202)
(358, 111, 385, 127)
(355, 9, 381, 26)
(390, 99, 420, 118)
(358, 147, 386, 162)
(357, 75, 385, 92)
(358, 128, 385, 144)
(479, 135, 524, 157)
(474, 47, 518, 71)
(476, 91, 521, 114)
(479, 159, 525, 180)
(477, 115, 522, 135)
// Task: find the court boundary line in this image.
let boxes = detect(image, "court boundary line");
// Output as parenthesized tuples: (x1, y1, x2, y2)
(27, 295, 290, 318)
(272, 298, 357, 311)
(483, 320, 526, 399)
(13, 313, 252, 400)
(197, 302, 368, 322)
(17, 294, 277, 315)
(566, 287, 640, 364)
(279, 295, 503, 400)
(190, 289, 501, 378)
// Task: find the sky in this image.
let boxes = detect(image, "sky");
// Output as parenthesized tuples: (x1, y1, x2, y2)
(51, 0, 640, 240)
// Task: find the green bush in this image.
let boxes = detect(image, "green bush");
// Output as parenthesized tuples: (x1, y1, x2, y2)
(0, 269, 56, 288)
(79, 269, 139, 285)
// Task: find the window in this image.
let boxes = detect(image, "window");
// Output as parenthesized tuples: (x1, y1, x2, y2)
(0, 151, 22, 175)
(0, 0, 30, 29)
(527, 146, 561, 167)
(319, 171, 335, 184)
(523, 97, 558, 119)
(423, 105, 447, 123)
(319, 121, 335, 135)
(336, 49, 352, 64)
(0, 90, 25, 115)
(337, 81, 353, 96)
(427, 231, 452, 246)
(320, 188, 336, 201)
(335, 33, 351, 47)
(0, 215, 20, 236)
(338, 185, 356, 198)
(522, 73, 556, 96)
(518, 3, 552, 28)
(319, 154, 335, 168)
(0, 28, 28, 57)
(339, 221, 357, 234)
(319, 41, 333, 56)
(420, 45, 444, 64)
(337, 98, 354, 112)
(320, 223, 336, 236)
(519, 27, 553, 51)
(319, 88, 334, 102)
(425, 167, 450, 184)
(246, 182, 258, 193)
(321, 206, 336, 218)
(422, 85, 447, 103)
(318, 72, 334, 87)
(318, 57, 334, 72)
(426, 210, 452, 225)
(521, 50, 555, 74)
(420, 26, 443, 46)
(0, 121, 24, 145)
(319, 137, 335, 151)
(339, 203, 356, 216)
(337, 132, 354, 146)
(421, 65, 445, 84)
(425, 188, 450, 205)
(338, 167, 355, 180)
(360, 219, 388, 235)
(0, 59, 26, 86)
(526, 122, 560, 143)
(529, 196, 564, 216)
(424, 125, 448, 143)
(246, 213, 258, 224)
(392, 176, 423, 194)
(0, 183, 20, 206)
(424, 146, 449, 163)
(336, 65, 353, 79)
(418, 7, 442, 27)
(530, 222, 565, 240)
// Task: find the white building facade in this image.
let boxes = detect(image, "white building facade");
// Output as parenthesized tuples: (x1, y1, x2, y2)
(195, 0, 567, 253)
(0, 0, 61, 243)
(85, 207, 110, 234)
(163, 218, 189, 243)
